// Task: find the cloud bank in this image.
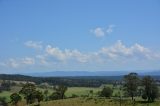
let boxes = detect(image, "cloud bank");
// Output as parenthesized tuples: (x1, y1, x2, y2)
(1, 40, 160, 72)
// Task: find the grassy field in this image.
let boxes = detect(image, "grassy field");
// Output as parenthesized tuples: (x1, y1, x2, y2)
(66, 87, 100, 97)
(1, 85, 160, 106)
(0, 86, 22, 102)
(0, 86, 101, 102)
(29, 98, 160, 106)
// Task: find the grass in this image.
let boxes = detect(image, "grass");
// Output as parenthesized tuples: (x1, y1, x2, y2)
(66, 87, 101, 97)
(1, 85, 160, 106)
(0, 86, 22, 102)
(29, 97, 160, 106)
(0, 91, 12, 102)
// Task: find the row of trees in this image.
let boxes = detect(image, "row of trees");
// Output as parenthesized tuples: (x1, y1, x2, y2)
(0, 74, 122, 87)
(124, 73, 159, 102)
(10, 83, 68, 106)
(93, 73, 159, 104)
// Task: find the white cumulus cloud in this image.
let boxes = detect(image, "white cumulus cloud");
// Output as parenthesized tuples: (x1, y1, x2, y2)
(98, 40, 155, 60)
(25, 41, 43, 49)
(91, 25, 115, 37)
(90, 27, 105, 37)
(1, 57, 35, 68)
(45, 45, 90, 63)
(1, 40, 160, 71)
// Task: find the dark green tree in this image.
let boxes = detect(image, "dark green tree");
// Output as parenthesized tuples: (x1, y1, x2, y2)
(142, 76, 159, 102)
(34, 90, 43, 105)
(89, 90, 93, 97)
(49, 92, 60, 100)
(123, 73, 139, 100)
(44, 89, 49, 101)
(10, 93, 22, 106)
(100, 86, 113, 98)
(142, 93, 147, 100)
(19, 83, 36, 104)
(53, 85, 67, 99)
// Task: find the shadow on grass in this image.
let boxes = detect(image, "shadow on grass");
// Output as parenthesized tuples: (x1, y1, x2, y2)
(136, 100, 153, 104)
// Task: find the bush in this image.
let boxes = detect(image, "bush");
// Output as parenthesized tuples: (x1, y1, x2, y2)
(100, 87, 113, 98)
(49, 92, 61, 100)
(10, 93, 22, 105)
(142, 93, 147, 100)
(71, 94, 79, 98)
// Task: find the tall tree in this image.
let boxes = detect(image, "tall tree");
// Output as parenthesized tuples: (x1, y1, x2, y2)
(142, 76, 159, 102)
(123, 73, 139, 100)
(53, 85, 67, 99)
(44, 89, 49, 101)
(19, 83, 36, 104)
(34, 90, 43, 105)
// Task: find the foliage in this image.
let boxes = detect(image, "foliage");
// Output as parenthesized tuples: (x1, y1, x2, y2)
(34, 90, 44, 105)
(49, 92, 61, 100)
(19, 83, 36, 104)
(142, 76, 159, 102)
(142, 93, 147, 100)
(43, 89, 49, 101)
(123, 73, 139, 100)
(10, 93, 22, 106)
(0, 74, 123, 87)
(53, 85, 68, 99)
(100, 86, 113, 97)
(71, 94, 79, 98)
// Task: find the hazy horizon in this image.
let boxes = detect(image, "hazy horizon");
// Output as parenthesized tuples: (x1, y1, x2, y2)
(0, 0, 160, 73)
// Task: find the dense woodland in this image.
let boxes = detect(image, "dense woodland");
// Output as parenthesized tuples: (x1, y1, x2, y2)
(0, 74, 160, 87)
(0, 74, 123, 87)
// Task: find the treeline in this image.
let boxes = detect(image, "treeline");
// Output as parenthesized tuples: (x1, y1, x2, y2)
(0, 74, 123, 87)
(1, 74, 160, 87)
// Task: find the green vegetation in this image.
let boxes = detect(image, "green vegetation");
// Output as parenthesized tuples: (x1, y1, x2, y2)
(10, 93, 22, 106)
(123, 73, 139, 100)
(100, 86, 113, 97)
(0, 73, 160, 106)
(30, 98, 160, 106)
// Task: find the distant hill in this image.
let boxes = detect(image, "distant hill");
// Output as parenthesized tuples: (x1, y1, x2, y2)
(23, 70, 160, 77)
(23, 71, 129, 77)
(0, 71, 160, 87)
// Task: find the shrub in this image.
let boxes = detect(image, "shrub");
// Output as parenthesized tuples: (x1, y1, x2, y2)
(100, 87, 113, 98)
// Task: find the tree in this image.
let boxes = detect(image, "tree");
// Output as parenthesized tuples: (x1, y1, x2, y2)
(53, 85, 67, 99)
(142, 93, 147, 100)
(10, 93, 22, 106)
(100, 86, 113, 98)
(142, 76, 159, 102)
(49, 92, 60, 100)
(44, 89, 49, 101)
(34, 90, 43, 105)
(19, 83, 36, 104)
(89, 90, 93, 97)
(123, 73, 139, 100)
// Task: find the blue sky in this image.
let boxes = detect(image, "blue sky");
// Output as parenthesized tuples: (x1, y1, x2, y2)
(0, 0, 160, 73)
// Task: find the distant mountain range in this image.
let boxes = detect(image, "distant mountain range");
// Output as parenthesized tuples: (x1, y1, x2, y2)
(22, 70, 160, 77)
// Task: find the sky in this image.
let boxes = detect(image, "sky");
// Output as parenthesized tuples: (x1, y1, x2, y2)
(0, 0, 160, 73)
